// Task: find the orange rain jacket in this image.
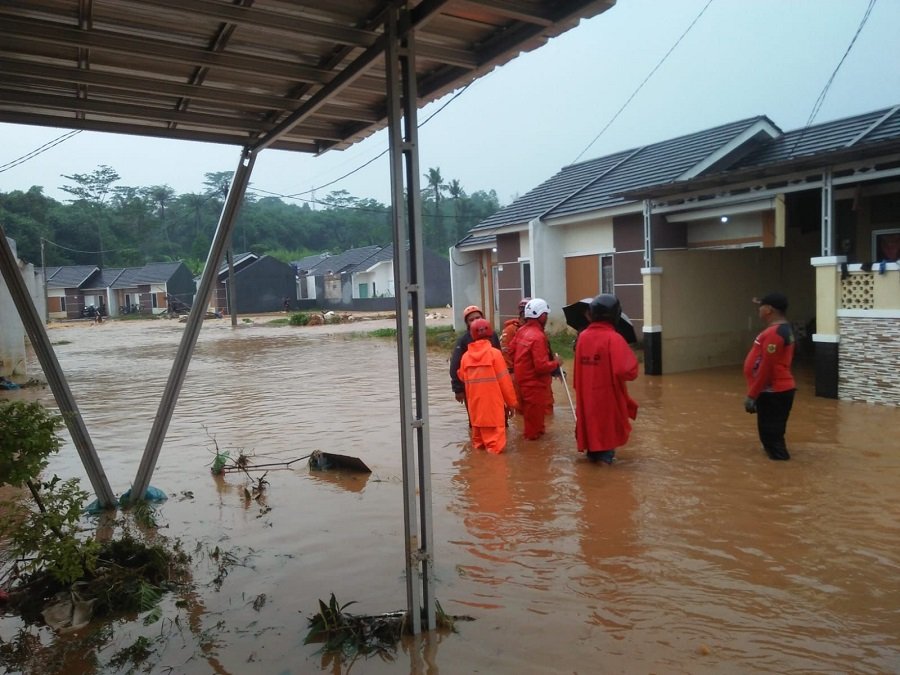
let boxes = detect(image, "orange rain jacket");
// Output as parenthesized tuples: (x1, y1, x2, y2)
(499, 318, 521, 371)
(458, 339, 519, 428)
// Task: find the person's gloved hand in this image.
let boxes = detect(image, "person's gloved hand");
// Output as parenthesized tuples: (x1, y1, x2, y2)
(455, 391, 465, 404)
(744, 396, 757, 414)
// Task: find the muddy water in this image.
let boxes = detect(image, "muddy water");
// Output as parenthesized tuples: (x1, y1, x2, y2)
(3, 318, 900, 673)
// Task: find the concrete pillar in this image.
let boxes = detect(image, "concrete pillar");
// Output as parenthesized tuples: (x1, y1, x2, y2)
(641, 266, 663, 375)
(811, 255, 846, 398)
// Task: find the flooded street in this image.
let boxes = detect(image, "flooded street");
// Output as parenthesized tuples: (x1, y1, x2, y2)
(3, 317, 900, 674)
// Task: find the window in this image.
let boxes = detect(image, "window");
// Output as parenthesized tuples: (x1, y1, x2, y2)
(521, 260, 532, 297)
(59, 296, 66, 312)
(151, 293, 158, 309)
(601, 255, 614, 294)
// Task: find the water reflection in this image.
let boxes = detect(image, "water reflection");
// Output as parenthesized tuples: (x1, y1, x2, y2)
(2, 319, 898, 673)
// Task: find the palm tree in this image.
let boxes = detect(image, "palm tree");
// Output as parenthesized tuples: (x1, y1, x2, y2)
(447, 179, 465, 241)
(424, 167, 446, 249)
(147, 185, 176, 249)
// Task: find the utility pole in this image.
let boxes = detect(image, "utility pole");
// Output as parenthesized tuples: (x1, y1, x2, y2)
(40, 237, 48, 323)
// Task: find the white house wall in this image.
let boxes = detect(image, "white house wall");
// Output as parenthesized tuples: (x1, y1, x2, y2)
(353, 261, 394, 299)
(559, 218, 614, 254)
(450, 247, 486, 330)
(0, 238, 27, 376)
(530, 220, 567, 331)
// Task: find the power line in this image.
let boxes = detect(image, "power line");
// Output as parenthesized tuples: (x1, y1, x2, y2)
(789, 0, 877, 156)
(286, 82, 472, 198)
(0, 130, 82, 173)
(42, 237, 122, 256)
(571, 0, 715, 164)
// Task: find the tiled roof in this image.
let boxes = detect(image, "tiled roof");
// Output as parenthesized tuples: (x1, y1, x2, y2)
(731, 105, 900, 170)
(547, 117, 772, 219)
(350, 244, 394, 273)
(131, 261, 185, 284)
(458, 116, 772, 246)
(306, 245, 382, 276)
(45, 265, 99, 288)
(291, 252, 331, 273)
(82, 268, 126, 289)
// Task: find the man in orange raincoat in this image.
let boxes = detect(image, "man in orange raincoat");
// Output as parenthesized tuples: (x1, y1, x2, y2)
(512, 298, 560, 440)
(458, 319, 519, 453)
(574, 294, 639, 464)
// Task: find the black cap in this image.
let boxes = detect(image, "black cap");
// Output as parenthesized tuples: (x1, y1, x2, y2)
(754, 292, 788, 312)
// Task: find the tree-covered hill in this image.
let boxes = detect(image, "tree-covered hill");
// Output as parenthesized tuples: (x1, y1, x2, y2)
(1, 165, 500, 273)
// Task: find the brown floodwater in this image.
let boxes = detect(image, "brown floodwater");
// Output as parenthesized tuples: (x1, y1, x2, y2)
(2, 317, 899, 674)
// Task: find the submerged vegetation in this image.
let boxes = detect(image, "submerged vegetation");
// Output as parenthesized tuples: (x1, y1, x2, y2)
(0, 401, 191, 670)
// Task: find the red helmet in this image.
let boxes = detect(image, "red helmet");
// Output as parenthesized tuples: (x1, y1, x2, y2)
(469, 318, 493, 341)
(463, 305, 483, 323)
(517, 297, 531, 314)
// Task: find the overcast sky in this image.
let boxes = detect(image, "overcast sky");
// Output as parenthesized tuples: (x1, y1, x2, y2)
(1, 0, 898, 208)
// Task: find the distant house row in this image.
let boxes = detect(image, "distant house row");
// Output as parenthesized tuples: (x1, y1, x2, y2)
(292, 244, 451, 310)
(34, 244, 452, 321)
(44, 262, 195, 320)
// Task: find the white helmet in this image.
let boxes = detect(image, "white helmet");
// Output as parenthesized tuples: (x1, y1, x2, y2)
(523, 298, 550, 319)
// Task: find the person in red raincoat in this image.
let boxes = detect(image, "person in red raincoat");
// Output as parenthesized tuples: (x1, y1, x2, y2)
(500, 297, 529, 372)
(574, 294, 638, 464)
(458, 319, 519, 453)
(512, 298, 560, 440)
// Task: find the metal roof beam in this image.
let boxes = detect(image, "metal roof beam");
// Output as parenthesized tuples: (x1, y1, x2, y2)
(1, 15, 334, 84)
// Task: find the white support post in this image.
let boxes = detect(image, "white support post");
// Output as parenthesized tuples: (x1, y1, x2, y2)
(643, 199, 654, 268)
(821, 169, 834, 256)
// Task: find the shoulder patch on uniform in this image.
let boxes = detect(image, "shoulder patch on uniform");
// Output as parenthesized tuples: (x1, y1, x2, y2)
(766, 343, 777, 354)
(776, 322, 794, 344)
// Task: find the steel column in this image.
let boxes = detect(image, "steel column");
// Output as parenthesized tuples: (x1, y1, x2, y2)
(385, 3, 436, 634)
(821, 169, 834, 256)
(642, 199, 653, 268)
(131, 148, 256, 501)
(0, 228, 116, 507)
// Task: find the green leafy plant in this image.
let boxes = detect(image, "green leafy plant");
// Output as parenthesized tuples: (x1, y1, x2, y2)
(289, 312, 311, 326)
(0, 401, 99, 585)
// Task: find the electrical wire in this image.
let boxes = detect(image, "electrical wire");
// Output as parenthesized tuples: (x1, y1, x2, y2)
(570, 0, 715, 164)
(788, 0, 877, 156)
(0, 130, 82, 173)
(41, 237, 120, 255)
(286, 82, 472, 198)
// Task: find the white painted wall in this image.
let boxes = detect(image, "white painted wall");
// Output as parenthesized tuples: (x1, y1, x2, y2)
(559, 218, 614, 254)
(353, 261, 394, 298)
(450, 247, 485, 330)
(530, 220, 567, 331)
(0, 237, 27, 377)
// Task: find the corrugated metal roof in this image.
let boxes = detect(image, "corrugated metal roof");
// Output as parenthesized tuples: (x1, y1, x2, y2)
(731, 105, 900, 169)
(0, 1, 615, 155)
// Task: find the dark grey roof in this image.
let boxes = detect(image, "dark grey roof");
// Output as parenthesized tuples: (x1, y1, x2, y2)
(306, 245, 382, 276)
(45, 265, 99, 288)
(82, 268, 127, 289)
(458, 116, 774, 246)
(111, 267, 142, 289)
(131, 262, 185, 284)
(547, 117, 774, 219)
(291, 252, 331, 274)
(731, 105, 900, 169)
(464, 149, 636, 235)
(350, 244, 394, 273)
(216, 252, 258, 277)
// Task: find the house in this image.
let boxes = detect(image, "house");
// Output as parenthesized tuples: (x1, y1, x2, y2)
(45, 264, 100, 319)
(44, 261, 196, 318)
(293, 244, 452, 310)
(206, 253, 296, 314)
(452, 105, 900, 405)
(0, 236, 42, 377)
